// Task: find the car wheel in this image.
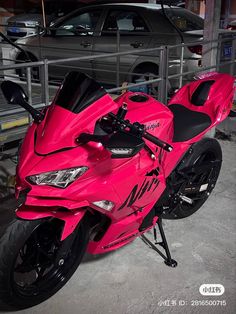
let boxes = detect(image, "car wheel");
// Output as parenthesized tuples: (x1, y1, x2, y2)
(132, 64, 171, 97)
(16, 54, 40, 83)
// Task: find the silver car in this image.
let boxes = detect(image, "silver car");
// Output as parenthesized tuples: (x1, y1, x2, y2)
(6, 1, 79, 39)
(11, 3, 203, 90)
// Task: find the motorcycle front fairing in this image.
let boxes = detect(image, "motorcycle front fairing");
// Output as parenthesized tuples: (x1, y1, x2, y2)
(15, 72, 170, 250)
(16, 72, 117, 239)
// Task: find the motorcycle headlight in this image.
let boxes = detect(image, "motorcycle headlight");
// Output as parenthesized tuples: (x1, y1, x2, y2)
(27, 167, 88, 188)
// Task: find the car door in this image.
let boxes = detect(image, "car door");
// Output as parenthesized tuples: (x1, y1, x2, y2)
(92, 7, 153, 86)
(39, 8, 104, 79)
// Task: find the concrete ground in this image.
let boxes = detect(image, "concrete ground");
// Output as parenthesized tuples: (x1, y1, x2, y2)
(0, 139, 235, 314)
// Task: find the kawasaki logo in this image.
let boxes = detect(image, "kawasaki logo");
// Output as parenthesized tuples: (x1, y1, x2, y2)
(118, 178, 159, 211)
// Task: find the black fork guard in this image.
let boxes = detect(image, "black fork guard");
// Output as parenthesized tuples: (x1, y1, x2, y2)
(141, 217, 177, 267)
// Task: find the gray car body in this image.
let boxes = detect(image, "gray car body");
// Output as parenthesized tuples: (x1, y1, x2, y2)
(12, 3, 203, 88)
(7, 14, 49, 38)
(6, 1, 81, 39)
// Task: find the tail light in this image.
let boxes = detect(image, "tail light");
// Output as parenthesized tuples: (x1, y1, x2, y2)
(188, 45, 202, 55)
(227, 25, 236, 30)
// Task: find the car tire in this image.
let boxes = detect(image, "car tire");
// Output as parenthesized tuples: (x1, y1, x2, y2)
(16, 53, 40, 83)
(132, 64, 172, 97)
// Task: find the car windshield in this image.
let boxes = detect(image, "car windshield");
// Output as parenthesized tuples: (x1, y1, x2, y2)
(163, 8, 203, 32)
(53, 72, 106, 114)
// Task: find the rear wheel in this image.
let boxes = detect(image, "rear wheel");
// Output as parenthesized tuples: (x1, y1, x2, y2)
(0, 216, 89, 310)
(162, 138, 222, 219)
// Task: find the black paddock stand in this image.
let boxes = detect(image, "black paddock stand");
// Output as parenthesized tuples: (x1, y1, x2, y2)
(141, 217, 178, 267)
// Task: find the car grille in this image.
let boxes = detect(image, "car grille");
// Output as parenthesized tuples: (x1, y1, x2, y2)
(8, 21, 26, 28)
(7, 31, 27, 37)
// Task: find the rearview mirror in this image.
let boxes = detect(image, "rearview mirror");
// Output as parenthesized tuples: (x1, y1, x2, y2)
(1, 81, 44, 123)
(1, 80, 28, 105)
(105, 131, 144, 158)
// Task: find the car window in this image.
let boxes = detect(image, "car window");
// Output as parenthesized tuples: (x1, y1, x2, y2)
(55, 10, 101, 36)
(103, 10, 149, 33)
(164, 9, 203, 32)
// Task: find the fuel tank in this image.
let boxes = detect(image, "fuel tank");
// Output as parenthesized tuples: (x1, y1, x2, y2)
(114, 92, 174, 145)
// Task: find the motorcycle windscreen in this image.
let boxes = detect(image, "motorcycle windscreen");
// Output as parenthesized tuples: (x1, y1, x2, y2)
(35, 71, 117, 155)
(54, 71, 107, 113)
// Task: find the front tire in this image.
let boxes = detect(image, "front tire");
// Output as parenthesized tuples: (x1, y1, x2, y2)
(0, 216, 89, 310)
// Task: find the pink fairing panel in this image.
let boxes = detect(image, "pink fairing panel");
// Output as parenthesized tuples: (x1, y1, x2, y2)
(35, 93, 118, 155)
(87, 201, 157, 254)
(16, 143, 166, 221)
(168, 72, 235, 125)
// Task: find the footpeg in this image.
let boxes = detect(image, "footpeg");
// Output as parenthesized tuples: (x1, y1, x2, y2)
(179, 194, 193, 204)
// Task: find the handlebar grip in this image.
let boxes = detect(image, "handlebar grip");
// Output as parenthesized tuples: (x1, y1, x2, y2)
(143, 132, 173, 152)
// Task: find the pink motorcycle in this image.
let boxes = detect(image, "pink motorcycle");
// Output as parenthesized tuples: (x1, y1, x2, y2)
(0, 71, 234, 309)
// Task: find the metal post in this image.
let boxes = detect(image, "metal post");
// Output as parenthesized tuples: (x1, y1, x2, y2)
(179, 44, 184, 88)
(158, 46, 168, 104)
(202, 0, 221, 69)
(26, 67, 32, 106)
(216, 34, 222, 72)
(116, 29, 120, 88)
(43, 59, 49, 106)
(41, 0, 46, 28)
(26, 67, 33, 123)
(202, 0, 221, 138)
(230, 38, 236, 76)
(37, 25, 42, 60)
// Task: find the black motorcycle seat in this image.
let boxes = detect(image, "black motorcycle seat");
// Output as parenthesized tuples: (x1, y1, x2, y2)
(169, 104, 212, 142)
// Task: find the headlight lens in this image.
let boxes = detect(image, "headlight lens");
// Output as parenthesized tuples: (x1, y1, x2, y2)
(25, 21, 39, 26)
(27, 167, 88, 188)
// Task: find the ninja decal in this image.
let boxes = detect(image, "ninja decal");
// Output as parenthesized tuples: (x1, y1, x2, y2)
(118, 178, 159, 211)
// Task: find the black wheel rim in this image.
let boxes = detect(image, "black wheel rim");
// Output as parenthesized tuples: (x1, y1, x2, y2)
(12, 220, 79, 297)
(177, 150, 220, 213)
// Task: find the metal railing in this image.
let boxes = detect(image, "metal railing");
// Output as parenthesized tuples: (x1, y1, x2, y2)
(0, 26, 236, 144)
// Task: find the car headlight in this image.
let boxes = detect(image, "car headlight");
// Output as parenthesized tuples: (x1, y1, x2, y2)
(27, 167, 88, 188)
(25, 21, 40, 27)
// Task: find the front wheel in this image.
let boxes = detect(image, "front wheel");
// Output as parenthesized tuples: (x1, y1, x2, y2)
(0, 216, 89, 310)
